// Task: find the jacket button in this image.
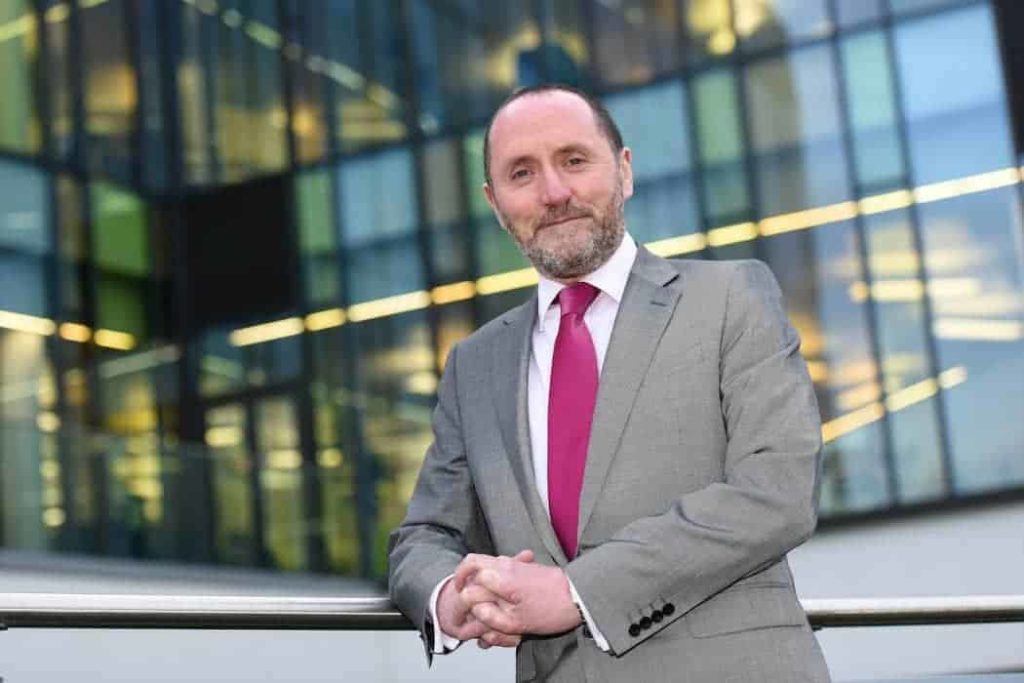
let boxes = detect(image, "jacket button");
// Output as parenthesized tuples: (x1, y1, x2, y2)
(639, 616, 652, 630)
(628, 623, 641, 637)
(651, 609, 664, 623)
(662, 602, 675, 616)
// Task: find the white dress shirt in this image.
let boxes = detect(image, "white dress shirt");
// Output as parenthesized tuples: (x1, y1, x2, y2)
(429, 233, 639, 653)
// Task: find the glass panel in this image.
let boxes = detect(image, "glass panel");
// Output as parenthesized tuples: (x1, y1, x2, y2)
(685, 0, 737, 61)
(889, 0, 963, 16)
(205, 403, 255, 565)
(137, 0, 167, 191)
(178, 1, 213, 185)
(734, 0, 831, 51)
(591, 0, 683, 86)
(295, 169, 339, 306)
(918, 189, 1024, 495)
(255, 395, 307, 571)
(745, 45, 851, 217)
(422, 138, 471, 283)
(607, 82, 700, 242)
(693, 68, 750, 223)
(839, 31, 904, 192)
(0, 0, 40, 154)
(198, 326, 245, 398)
(861, 210, 947, 503)
(41, 0, 75, 160)
(309, 328, 360, 574)
(835, 0, 884, 27)
(894, 5, 1015, 185)
(530, 0, 589, 85)
(326, 0, 408, 152)
(785, 221, 892, 514)
(284, 0, 329, 163)
(350, 312, 435, 577)
(79, 0, 136, 180)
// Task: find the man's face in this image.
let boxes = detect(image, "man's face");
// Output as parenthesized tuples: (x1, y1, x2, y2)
(483, 91, 634, 282)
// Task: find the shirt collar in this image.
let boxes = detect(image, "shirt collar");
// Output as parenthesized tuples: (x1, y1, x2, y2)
(536, 232, 638, 332)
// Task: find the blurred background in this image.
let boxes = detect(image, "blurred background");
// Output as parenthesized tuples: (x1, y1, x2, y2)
(0, 0, 1023, 679)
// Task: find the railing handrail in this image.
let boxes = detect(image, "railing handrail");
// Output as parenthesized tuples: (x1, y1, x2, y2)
(1, 593, 1022, 630)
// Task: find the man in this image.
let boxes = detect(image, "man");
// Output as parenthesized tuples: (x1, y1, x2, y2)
(389, 83, 831, 682)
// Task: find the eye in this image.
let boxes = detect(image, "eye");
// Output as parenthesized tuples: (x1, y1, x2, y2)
(511, 168, 531, 180)
(566, 156, 586, 167)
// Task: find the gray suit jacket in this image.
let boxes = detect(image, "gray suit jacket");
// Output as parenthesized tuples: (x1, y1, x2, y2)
(389, 248, 831, 682)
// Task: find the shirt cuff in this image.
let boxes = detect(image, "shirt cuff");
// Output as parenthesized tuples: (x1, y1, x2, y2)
(567, 578, 611, 651)
(428, 575, 462, 654)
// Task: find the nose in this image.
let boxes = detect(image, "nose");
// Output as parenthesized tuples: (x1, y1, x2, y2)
(538, 165, 572, 206)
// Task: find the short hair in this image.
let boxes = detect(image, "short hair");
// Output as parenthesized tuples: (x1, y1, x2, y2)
(482, 83, 624, 185)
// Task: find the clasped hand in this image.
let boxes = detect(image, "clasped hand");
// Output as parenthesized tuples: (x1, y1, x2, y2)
(436, 549, 582, 649)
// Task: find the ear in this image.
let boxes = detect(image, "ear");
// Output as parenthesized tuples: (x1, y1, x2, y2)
(619, 147, 634, 200)
(483, 183, 509, 232)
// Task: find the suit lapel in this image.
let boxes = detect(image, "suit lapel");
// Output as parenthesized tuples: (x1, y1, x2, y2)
(491, 298, 568, 565)
(577, 248, 683, 541)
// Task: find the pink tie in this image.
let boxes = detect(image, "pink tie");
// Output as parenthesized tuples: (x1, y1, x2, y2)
(548, 282, 600, 559)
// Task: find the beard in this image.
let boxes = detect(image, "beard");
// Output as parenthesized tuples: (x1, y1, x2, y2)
(497, 184, 626, 281)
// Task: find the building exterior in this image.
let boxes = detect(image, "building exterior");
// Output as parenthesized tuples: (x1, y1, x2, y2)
(1, 0, 1023, 591)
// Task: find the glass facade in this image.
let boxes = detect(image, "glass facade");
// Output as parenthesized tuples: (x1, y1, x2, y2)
(1, 0, 1022, 579)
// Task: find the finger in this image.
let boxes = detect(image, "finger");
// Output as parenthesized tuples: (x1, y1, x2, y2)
(478, 630, 521, 649)
(471, 600, 521, 634)
(453, 554, 495, 591)
(472, 567, 520, 603)
(512, 549, 535, 563)
(460, 583, 502, 606)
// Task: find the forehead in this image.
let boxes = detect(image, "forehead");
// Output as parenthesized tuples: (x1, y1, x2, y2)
(488, 91, 607, 161)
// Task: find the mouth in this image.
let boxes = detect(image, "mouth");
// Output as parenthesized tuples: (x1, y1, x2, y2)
(540, 215, 589, 229)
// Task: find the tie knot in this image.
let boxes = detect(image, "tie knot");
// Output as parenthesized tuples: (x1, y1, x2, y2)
(558, 282, 599, 317)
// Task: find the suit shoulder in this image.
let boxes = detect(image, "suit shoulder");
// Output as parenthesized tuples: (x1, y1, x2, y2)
(665, 257, 774, 286)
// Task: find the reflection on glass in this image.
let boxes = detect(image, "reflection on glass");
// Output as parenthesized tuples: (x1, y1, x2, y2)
(80, 0, 136, 179)
(917, 189, 1024, 494)
(894, 5, 1015, 185)
(889, 0, 962, 16)
(734, 0, 830, 51)
(296, 170, 339, 306)
(256, 395, 307, 570)
(0, 0, 40, 154)
(350, 312, 435, 576)
(206, 403, 255, 565)
(91, 182, 150, 342)
(795, 220, 891, 513)
(839, 31, 904, 192)
(745, 45, 851, 216)
(591, 0, 682, 86)
(422, 139, 471, 283)
(693, 68, 750, 223)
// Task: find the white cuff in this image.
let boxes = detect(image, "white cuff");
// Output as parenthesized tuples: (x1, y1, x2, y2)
(567, 578, 610, 651)
(428, 575, 462, 654)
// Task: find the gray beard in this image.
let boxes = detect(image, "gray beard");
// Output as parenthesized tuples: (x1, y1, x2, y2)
(501, 192, 626, 281)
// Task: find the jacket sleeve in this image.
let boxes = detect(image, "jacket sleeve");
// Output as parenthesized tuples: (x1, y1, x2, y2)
(564, 259, 823, 655)
(387, 342, 495, 656)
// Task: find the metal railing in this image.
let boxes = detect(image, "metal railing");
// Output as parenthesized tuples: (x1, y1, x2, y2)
(1, 593, 1022, 631)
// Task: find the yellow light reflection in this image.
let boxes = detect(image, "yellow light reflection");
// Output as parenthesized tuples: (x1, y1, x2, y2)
(938, 366, 968, 389)
(42, 508, 66, 528)
(305, 308, 346, 332)
(0, 14, 33, 45)
(859, 190, 913, 216)
(708, 222, 758, 248)
(913, 168, 1021, 204)
(476, 268, 539, 296)
(406, 371, 439, 396)
(347, 291, 432, 322)
(885, 377, 938, 412)
(266, 449, 303, 470)
(244, 20, 282, 49)
(36, 411, 61, 433)
(0, 310, 56, 336)
(646, 232, 707, 257)
(94, 328, 137, 350)
(822, 402, 885, 444)
(759, 201, 858, 236)
(805, 360, 828, 384)
(318, 448, 343, 469)
(230, 317, 304, 347)
(431, 281, 476, 306)
(836, 381, 883, 412)
(59, 322, 92, 343)
(45, 3, 70, 23)
(205, 425, 243, 448)
(933, 317, 1024, 341)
